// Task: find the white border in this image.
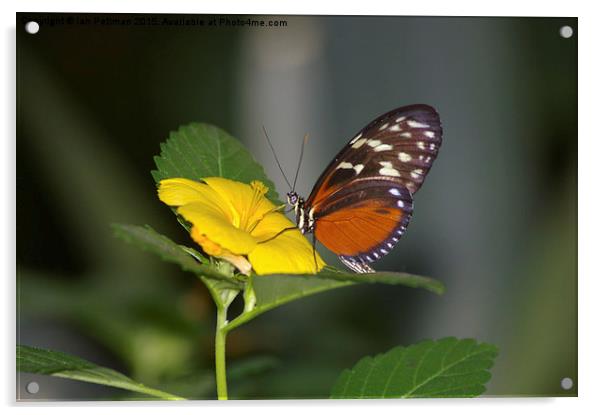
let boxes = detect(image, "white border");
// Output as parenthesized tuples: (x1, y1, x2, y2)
(3, 1, 600, 414)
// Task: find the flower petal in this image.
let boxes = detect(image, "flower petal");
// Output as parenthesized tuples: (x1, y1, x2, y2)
(190, 227, 252, 275)
(179, 202, 257, 255)
(190, 227, 224, 256)
(203, 177, 276, 231)
(158, 178, 237, 224)
(249, 212, 326, 275)
(218, 253, 252, 276)
(250, 209, 296, 242)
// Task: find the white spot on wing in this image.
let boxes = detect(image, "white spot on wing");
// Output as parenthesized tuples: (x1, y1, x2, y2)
(389, 188, 401, 196)
(379, 123, 389, 131)
(379, 167, 400, 177)
(367, 139, 382, 147)
(352, 138, 367, 149)
(408, 120, 430, 128)
(353, 164, 364, 175)
(417, 141, 426, 150)
(337, 161, 354, 169)
(401, 132, 412, 138)
(429, 143, 436, 150)
(389, 125, 401, 132)
(397, 200, 405, 208)
(410, 168, 424, 179)
(398, 152, 412, 162)
(395, 116, 406, 123)
(338, 162, 365, 175)
(374, 143, 393, 152)
(424, 131, 435, 138)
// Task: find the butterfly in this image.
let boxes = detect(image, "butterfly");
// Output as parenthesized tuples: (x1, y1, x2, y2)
(285, 104, 442, 273)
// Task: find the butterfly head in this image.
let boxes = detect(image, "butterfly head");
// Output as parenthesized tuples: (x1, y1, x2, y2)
(286, 191, 304, 210)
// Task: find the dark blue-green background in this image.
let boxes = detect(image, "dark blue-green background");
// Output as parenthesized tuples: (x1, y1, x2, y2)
(17, 14, 577, 399)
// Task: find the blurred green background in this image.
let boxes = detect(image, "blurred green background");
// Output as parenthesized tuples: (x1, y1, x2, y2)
(16, 13, 577, 399)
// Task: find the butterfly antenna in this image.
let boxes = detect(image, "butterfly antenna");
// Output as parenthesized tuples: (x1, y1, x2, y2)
(262, 125, 292, 190)
(292, 133, 308, 192)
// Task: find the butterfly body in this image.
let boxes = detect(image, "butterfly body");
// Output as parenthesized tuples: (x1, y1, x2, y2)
(287, 104, 442, 273)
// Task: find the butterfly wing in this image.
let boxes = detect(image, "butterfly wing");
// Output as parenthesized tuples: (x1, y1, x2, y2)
(307, 104, 442, 207)
(307, 104, 442, 273)
(312, 177, 413, 273)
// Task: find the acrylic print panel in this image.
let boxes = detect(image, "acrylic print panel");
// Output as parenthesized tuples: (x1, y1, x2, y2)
(16, 13, 577, 400)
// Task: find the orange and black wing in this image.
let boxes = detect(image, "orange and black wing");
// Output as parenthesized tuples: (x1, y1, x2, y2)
(307, 104, 442, 209)
(312, 177, 413, 273)
(306, 104, 442, 273)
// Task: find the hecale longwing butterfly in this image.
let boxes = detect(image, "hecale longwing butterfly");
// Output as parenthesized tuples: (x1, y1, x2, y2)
(285, 104, 442, 273)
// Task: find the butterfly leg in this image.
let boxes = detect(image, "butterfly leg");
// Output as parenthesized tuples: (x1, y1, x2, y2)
(257, 226, 299, 243)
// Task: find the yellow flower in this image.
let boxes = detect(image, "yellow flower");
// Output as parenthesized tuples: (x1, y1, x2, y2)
(158, 177, 325, 275)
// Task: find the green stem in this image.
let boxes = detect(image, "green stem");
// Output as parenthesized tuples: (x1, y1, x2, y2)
(215, 305, 229, 400)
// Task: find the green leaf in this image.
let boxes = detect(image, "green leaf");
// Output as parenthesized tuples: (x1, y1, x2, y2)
(316, 266, 445, 293)
(151, 122, 282, 204)
(331, 337, 498, 399)
(112, 224, 242, 289)
(225, 266, 444, 331)
(17, 345, 185, 400)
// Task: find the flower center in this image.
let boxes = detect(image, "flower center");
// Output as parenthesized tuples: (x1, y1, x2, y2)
(240, 180, 269, 231)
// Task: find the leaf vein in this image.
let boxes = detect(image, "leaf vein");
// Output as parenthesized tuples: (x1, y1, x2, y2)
(182, 126, 210, 176)
(381, 347, 407, 397)
(411, 341, 440, 390)
(360, 358, 376, 397)
(402, 347, 491, 397)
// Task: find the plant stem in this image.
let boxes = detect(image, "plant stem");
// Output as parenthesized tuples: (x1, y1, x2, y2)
(203, 262, 238, 400)
(215, 305, 229, 400)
